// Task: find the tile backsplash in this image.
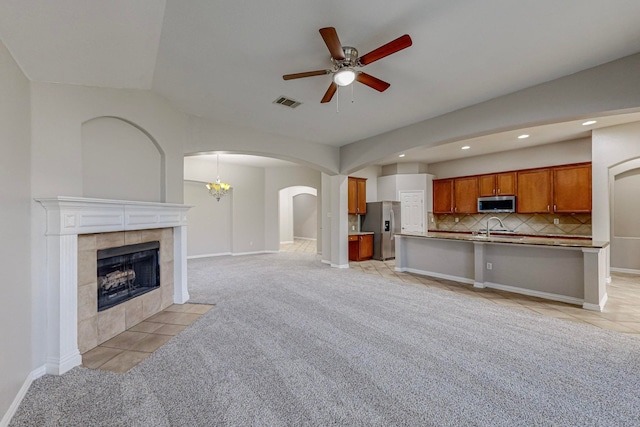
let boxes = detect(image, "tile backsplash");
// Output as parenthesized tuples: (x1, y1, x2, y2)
(428, 212, 591, 237)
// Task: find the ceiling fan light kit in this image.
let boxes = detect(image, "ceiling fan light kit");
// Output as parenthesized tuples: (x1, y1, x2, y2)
(333, 68, 356, 86)
(283, 27, 412, 103)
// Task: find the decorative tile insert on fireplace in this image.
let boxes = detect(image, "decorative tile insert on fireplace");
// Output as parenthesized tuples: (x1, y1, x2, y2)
(78, 229, 175, 354)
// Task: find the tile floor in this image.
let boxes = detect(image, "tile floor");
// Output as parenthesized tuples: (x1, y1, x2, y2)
(280, 238, 317, 253)
(349, 258, 640, 337)
(82, 303, 214, 372)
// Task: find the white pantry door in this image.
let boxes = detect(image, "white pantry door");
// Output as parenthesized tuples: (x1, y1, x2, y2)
(400, 190, 424, 233)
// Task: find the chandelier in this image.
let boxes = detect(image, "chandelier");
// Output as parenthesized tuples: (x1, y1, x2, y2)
(205, 154, 231, 201)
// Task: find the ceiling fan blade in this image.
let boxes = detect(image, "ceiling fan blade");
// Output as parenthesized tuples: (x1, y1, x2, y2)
(359, 34, 412, 66)
(283, 70, 330, 80)
(321, 82, 338, 103)
(356, 72, 390, 92)
(319, 27, 346, 60)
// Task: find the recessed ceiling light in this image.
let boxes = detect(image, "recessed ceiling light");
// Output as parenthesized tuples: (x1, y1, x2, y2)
(461, 146, 470, 150)
(398, 154, 406, 158)
(582, 120, 597, 126)
(518, 134, 530, 139)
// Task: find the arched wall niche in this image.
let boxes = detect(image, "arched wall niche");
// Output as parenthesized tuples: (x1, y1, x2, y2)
(609, 157, 640, 271)
(81, 116, 166, 202)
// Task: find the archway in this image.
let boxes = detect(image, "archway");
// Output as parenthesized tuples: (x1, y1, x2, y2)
(279, 186, 317, 253)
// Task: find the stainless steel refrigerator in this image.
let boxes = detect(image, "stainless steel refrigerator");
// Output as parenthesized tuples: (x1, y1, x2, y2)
(361, 201, 401, 261)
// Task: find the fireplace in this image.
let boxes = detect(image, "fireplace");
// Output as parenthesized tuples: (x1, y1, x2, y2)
(36, 197, 191, 375)
(97, 241, 160, 311)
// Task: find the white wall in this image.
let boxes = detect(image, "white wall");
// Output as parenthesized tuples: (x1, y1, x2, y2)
(184, 181, 232, 257)
(293, 193, 317, 239)
(0, 37, 32, 422)
(426, 138, 591, 179)
(82, 117, 163, 202)
(593, 121, 640, 271)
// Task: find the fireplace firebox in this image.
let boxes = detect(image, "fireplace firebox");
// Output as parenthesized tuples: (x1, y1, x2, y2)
(97, 241, 160, 312)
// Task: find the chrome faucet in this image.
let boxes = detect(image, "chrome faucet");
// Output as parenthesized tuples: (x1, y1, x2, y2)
(486, 216, 506, 237)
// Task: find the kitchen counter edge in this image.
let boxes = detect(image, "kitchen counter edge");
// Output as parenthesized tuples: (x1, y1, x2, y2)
(398, 232, 609, 249)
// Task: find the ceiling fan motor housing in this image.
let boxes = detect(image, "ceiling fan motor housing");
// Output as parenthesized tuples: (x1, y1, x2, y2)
(332, 47, 359, 70)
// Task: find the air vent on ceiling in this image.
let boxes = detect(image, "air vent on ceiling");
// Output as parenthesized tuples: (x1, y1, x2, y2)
(273, 96, 302, 109)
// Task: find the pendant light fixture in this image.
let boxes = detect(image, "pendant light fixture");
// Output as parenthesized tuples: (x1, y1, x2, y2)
(205, 154, 231, 201)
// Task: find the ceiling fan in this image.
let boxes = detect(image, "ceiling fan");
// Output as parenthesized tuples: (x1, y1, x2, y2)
(283, 27, 412, 103)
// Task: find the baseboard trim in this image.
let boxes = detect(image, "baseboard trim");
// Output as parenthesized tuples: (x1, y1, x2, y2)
(583, 293, 608, 312)
(280, 241, 293, 245)
(232, 251, 270, 256)
(321, 259, 331, 265)
(611, 267, 640, 275)
(331, 263, 349, 269)
(293, 237, 317, 241)
(1, 366, 46, 427)
(483, 281, 584, 306)
(395, 267, 474, 285)
(187, 252, 231, 259)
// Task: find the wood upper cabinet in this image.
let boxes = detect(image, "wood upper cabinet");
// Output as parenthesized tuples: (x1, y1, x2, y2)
(517, 168, 552, 213)
(432, 179, 454, 213)
(454, 176, 478, 213)
(348, 234, 373, 261)
(432, 177, 478, 214)
(348, 177, 367, 215)
(553, 163, 591, 213)
(478, 172, 517, 197)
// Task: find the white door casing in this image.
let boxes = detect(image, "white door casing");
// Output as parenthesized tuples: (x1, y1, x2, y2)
(400, 190, 424, 233)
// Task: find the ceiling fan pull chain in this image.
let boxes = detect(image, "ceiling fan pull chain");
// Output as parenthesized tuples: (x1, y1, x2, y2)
(351, 83, 354, 103)
(336, 86, 339, 113)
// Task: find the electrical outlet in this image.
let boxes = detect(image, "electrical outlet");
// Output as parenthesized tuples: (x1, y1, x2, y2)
(486, 262, 492, 270)
(352, 225, 355, 231)
(454, 217, 459, 223)
(431, 217, 434, 223)
(553, 218, 559, 225)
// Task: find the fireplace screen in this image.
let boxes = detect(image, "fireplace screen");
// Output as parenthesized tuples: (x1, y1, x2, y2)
(97, 241, 160, 312)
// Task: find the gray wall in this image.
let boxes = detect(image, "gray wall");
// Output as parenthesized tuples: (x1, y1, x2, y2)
(593, 121, 640, 271)
(184, 181, 232, 257)
(82, 117, 163, 202)
(293, 194, 317, 239)
(0, 38, 32, 420)
(427, 138, 591, 179)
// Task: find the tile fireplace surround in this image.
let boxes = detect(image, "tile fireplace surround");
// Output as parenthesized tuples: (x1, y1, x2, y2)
(36, 197, 191, 375)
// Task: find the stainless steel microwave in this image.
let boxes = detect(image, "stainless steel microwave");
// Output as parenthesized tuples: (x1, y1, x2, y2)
(477, 196, 516, 213)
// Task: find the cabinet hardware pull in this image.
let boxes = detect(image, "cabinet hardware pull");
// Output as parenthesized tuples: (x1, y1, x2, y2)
(493, 189, 495, 194)
(547, 205, 550, 212)
(554, 204, 556, 212)
(497, 189, 501, 194)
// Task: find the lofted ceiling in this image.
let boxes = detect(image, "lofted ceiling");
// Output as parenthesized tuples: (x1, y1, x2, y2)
(2, 1, 640, 165)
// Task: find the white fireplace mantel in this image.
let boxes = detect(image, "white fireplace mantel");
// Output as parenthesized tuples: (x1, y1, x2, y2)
(36, 197, 192, 375)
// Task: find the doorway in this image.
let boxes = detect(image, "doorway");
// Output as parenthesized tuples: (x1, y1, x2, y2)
(399, 190, 425, 234)
(279, 186, 318, 252)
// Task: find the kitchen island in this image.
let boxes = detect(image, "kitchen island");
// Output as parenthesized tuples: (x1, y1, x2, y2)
(395, 232, 609, 311)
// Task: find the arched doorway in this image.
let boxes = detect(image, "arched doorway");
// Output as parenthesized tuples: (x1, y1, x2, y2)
(279, 186, 318, 253)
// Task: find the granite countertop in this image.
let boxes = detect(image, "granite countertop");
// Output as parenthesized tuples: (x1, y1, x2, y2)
(398, 231, 609, 249)
(348, 231, 374, 236)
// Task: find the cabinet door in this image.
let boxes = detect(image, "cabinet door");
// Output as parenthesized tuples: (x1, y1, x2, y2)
(454, 176, 478, 213)
(359, 234, 373, 259)
(496, 172, 516, 195)
(478, 175, 497, 197)
(348, 178, 357, 214)
(356, 179, 367, 214)
(517, 169, 552, 213)
(433, 179, 454, 213)
(553, 164, 591, 213)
